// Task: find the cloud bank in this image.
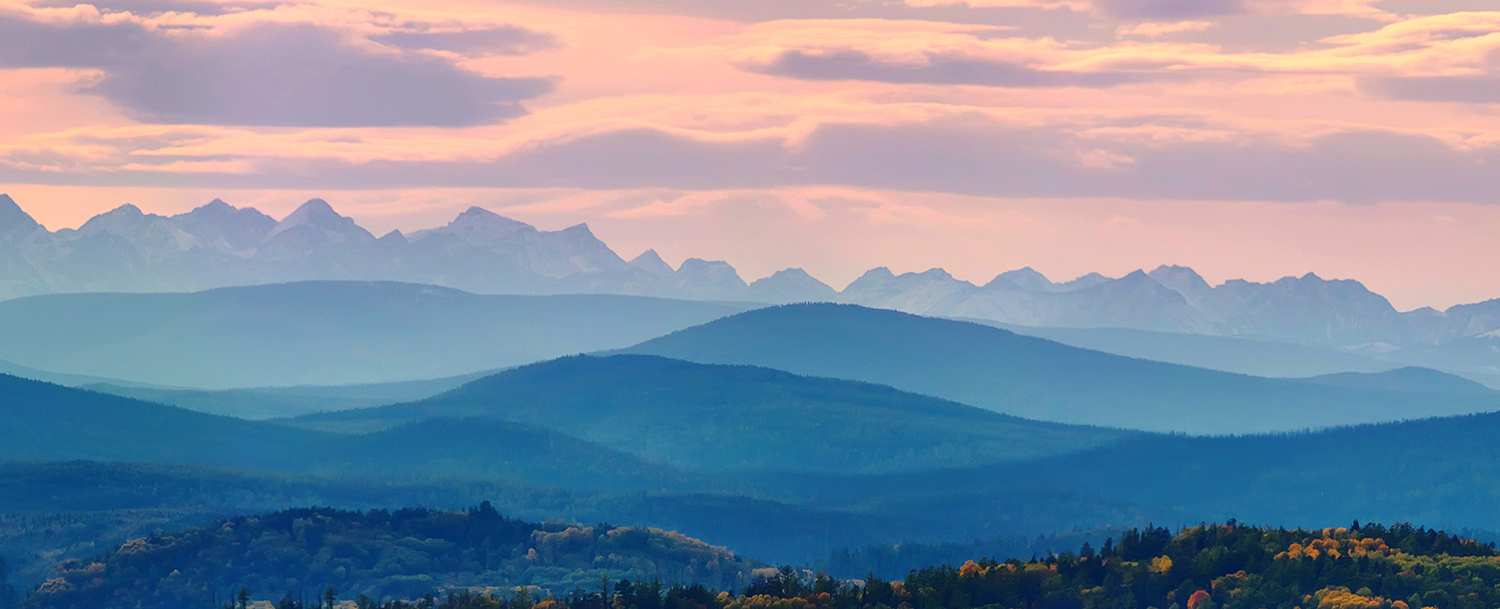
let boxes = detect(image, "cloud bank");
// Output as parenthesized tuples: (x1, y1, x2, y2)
(0, 5, 557, 127)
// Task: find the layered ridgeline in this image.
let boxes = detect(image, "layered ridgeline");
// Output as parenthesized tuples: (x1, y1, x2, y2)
(4, 194, 1500, 374)
(0, 358, 1131, 477)
(17, 404, 1500, 584)
(19, 358, 1500, 583)
(789, 404, 1500, 544)
(0, 282, 750, 388)
(18, 518, 1500, 609)
(18, 505, 762, 609)
(623, 304, 1500, 434)
(970, 322, 1401, 379)
(76, 372, 493, 420)
(290, 354, 1133, 473)
(0, 373, 711, 492)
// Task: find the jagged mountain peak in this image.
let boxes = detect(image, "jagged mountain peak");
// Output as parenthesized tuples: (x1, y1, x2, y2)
(1148, 265, 1212, 301)
(671, 258, 748, 299)
(105, 203, 145, 216)
(676, 259, 745, 285)
(678, 258, 738, 274)
(1056, 272, 1112, 291)
(414, 206, 535, 243)
(1149, 264, 1207, 281)
(457, 205, 499, 219)
(762, 267, 817, 280)
(262, 199, 374, 245)
(0, 193, 41, 238)
(289, 198, 344, 220)
(77, 203, 165, 235)
(990, 267, 1053, 291)
(746, 268, 837, 303)
(280, 199, 349, 225)
(629, 249, 675, 277)
(559, 223, 598, 237)
(175, 199, 268, 220)
(168, 199, 278, 253)
(177, 199, 238, 221)
(863, 267, 965, 287)
(451, 206, 528, 228)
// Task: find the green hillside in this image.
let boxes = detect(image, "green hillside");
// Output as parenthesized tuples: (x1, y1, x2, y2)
(0, 282, 751, 388)
(295, 354, 1135, 474)
(623, 304, 1500, 434)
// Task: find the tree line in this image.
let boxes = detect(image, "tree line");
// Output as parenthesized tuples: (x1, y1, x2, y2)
(21, 510, 1500, 609)
(215, 521, 1500, 609)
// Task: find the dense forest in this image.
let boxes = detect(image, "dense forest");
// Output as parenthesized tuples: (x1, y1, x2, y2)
(19, 505, 760, 609)
(21, 514, 1500, 609)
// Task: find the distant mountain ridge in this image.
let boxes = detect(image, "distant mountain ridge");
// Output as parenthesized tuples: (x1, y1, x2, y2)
(294, 354, 1133, 473)
(3, 194, 1499, 355)
(0, 194, 833, 303)
(0, 281, 752, 388)
(622, 304, 1500, 434)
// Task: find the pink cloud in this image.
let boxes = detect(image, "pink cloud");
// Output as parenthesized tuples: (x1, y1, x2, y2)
(4, 0, 1500, 309)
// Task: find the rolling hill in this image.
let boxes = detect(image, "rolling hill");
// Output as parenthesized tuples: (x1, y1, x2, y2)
(0, 281, 753, 388)
(766, 405, 1500, 542)
(969, 319, 1400, 379)
(0, 374, 698, 493)
(80, 370, 492, 419)
(1294, 366, 1497, 395)
(0, 358, 138, 388)
(293, 354, 1136, 474)
(0, 374, 328, 466)
(622, 304, 1500, 434)
(979, 318, 1500, 390)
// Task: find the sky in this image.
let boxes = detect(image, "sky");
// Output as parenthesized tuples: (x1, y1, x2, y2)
(1, 0, 1498, 310)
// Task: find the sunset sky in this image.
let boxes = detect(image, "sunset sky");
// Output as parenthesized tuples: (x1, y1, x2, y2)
(2, 0, 1498, 309)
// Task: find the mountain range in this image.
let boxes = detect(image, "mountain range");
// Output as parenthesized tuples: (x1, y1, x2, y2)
(5, 194, 1499, 366)
(0, 194, 833, 305)
(0, 350, 1137, 477)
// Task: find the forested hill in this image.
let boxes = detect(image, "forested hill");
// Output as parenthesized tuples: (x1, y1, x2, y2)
(852, 522, 1500, 609)
(20, 505, 762, 609)
(622, 304, 1500, 434)
(294, 354, 1133, 474)
(21, 518, 1500, 609)
(0, 375, 697, 492)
